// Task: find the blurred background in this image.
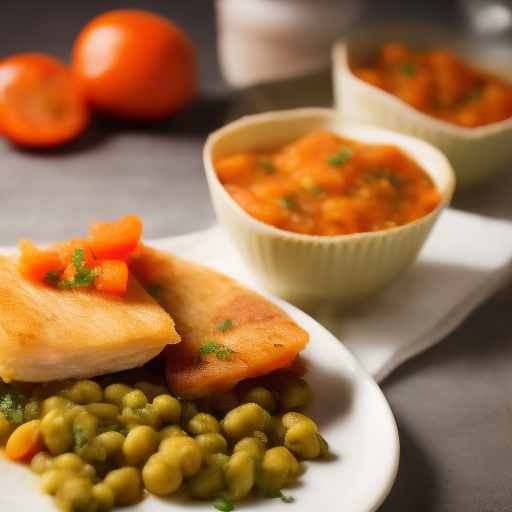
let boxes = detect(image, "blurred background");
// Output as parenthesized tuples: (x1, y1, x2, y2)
(2, 2, 512, 512)
(2, 0, 511, 245)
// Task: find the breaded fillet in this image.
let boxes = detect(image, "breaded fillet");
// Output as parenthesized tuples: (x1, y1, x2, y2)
(0, 254, 180, 382)
(131, 247, 309, 399)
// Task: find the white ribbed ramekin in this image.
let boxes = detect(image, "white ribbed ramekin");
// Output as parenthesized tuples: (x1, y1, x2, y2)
(203, 108, 455, 308)
(332, 22, 512, 187)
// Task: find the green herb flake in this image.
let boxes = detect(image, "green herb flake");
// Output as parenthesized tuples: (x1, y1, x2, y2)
(401, 64, 416, 76)
(338, 148, 354, 163)
(276, 197, 292, 208)
(217, 319, 234, 332)
(213, 496, 235, 512)
(328, 148, 353, 165)
(45, 270, 62, 284)
(0, 388, 27, 423)
(260, 158, 275, 175)
(216, 347, 234, 360)
(370, 170, 402, 190)
(266, 489, 294, 503)
(199, 341, 220, 358)
(58, 248, 100, 289)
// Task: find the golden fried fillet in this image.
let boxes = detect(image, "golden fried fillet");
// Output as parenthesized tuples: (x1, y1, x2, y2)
(0, 254, 180, 382)
(131, 247, 309, 399)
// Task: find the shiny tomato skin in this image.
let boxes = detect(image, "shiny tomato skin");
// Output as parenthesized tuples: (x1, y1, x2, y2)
(71, 9, 196, 121)
(0, 53, 89, 147)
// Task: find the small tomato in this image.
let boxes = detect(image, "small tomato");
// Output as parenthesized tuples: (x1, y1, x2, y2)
(71, 9, 196, 121)
(0, 53, 89, 147)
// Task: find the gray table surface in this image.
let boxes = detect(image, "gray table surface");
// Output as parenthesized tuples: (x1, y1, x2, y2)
(1, 2, 512, 511)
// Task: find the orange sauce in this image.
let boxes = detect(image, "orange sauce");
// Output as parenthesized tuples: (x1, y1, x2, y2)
(351, 42, 512, 128)
(215, 130, 441, 236)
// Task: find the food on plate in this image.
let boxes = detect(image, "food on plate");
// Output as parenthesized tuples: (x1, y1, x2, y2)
(0, 253, 180, 383)
(214, 129, 441, 236)
(0, 217, 322, 511)
(351, 42, 512, 128)
(18, 215, 143, 295)
(0, 374, 325, 511)
(71, 9, 196, 121)
(0, 53, 89, 147)
(129, 246, 310, 398)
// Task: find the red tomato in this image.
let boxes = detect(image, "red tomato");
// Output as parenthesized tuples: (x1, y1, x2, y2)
(71, 9, 196, 121)
(0, 53, 89, 147)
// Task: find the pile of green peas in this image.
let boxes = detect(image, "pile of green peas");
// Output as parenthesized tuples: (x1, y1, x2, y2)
(0, 376, 327, 512)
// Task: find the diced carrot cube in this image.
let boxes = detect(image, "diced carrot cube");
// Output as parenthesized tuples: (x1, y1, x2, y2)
(94, 260, 129, 294)
(51, 238, 95, 268)
(5, 420, 42, 461)
(87, 215, 143, 260)
(17, 239, 61, 281)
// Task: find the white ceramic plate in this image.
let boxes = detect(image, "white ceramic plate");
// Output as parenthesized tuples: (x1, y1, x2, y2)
(0, 299, 398, 512)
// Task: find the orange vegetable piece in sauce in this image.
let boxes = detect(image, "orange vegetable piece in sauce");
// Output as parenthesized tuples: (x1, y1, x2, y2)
(87, 215, 143, 260)
(215, 130, 441, 237)
(16, 215, 143, 295)
(351, 42, 512, 127)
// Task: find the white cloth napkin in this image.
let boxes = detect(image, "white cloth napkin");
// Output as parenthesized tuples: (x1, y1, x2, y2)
(3, 208, 512, 384)
(147, 208, 512, 384)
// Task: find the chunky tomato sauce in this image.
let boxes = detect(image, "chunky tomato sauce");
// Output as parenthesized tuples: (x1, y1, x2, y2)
(351, 42, 512, 128)
(215, 130, 441, 236)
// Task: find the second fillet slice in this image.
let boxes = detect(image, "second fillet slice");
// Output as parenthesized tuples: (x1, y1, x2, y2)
(131, 247, 310, 399)
(0, 254, 180, 383)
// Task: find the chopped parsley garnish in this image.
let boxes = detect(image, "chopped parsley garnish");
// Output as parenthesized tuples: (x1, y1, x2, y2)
(0, 387, 29, 423)
(198, 341, 235, 362)
(45, 270, 62, 284)
(276, 196, 300, 210)
(73, 425, 90, 456)
(260, 158, 275, 175)
(58, 249, 100, 289)
(276, 197, 292, 208)
(308, 184, 323, 195)
(217, 319, 234, 332)
(401, 64, 416, 76)
(266, 489, 293, 503)
(216, 347, 234, 360)
(213, 496, 235, 511)
(369, 170, 402, 190)
(327, 148, 353, 165)
(199, 341, 220, 358)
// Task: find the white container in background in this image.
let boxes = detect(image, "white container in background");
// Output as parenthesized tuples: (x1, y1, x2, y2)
(215, 0, 364, 88)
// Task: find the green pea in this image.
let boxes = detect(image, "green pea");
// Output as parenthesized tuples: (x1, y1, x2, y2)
(123, 425, 158, 465)
(60, 380, 103, 405)
(279, 379, 314, 410)
(242, 387, 277, 414)
(152, 395, 181, 423)
(187, 413, 221, 436)
(104, 467, 143, 506)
